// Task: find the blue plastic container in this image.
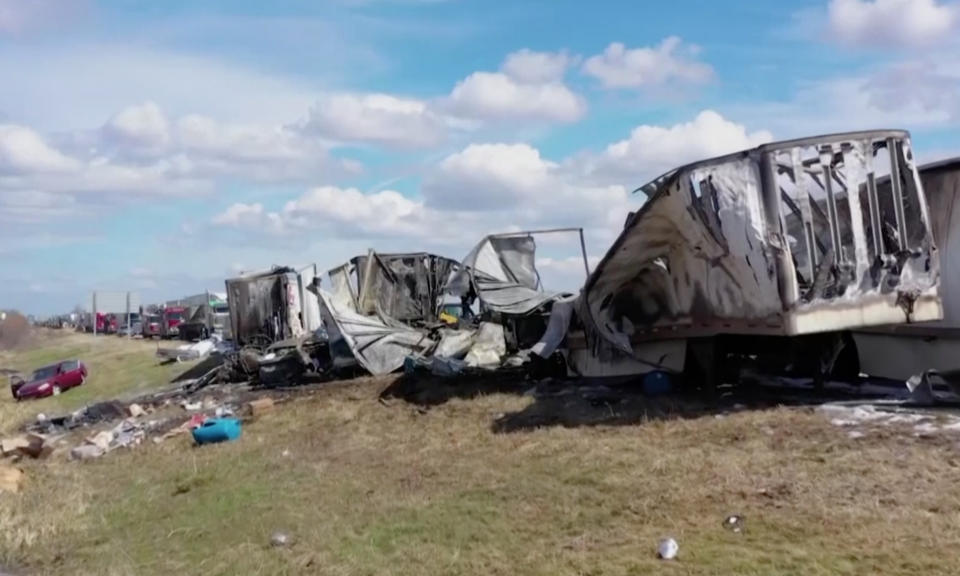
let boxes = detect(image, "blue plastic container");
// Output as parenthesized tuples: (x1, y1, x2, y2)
(191, 418, 242, 445)
(642, 371, 673, 396)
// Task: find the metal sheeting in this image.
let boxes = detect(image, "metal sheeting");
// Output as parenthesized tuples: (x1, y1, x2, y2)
(316, 289, 433, 375)
(531, 295, 578, 358)
(298, 265, 322, 333)
(448, 235, 569, 316)
(911, 160, 960, 328)
(225, 268, 301, 346)
(581, 130, 941, 356)
(353, 252, 459, 324)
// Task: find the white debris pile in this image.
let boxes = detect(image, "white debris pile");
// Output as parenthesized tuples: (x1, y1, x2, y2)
(818, 403, 960, 437)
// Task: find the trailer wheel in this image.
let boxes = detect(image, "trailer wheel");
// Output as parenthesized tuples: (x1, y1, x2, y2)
(829, 332, 860, 381)
(683, 337, 721, 400)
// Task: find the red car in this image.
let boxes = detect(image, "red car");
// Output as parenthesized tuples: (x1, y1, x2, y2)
(10, 360, 87, 400)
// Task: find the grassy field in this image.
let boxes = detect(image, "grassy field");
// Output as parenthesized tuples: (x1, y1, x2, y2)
(2, 330, 960, 575)
(0, 330, 195, 434)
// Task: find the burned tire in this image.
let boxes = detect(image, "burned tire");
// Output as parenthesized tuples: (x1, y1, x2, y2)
(829, 332, 860, 381)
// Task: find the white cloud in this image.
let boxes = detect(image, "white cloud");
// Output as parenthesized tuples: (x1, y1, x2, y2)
(300, 93, 449, 148)
(102, 101, 171, 155)
(501, 49, 575, 83)
(176, 114, 326, 168)
(827, 0, 957, 47)
(0, 125, 80, 174)
(444, 50, 586, 124)
(725, 60, 960, 137)
(424, 143, 556, 210)
(212, 186, 453, 241)
(211, 202, 267, 227)
(0, 100, 343, 237)
(581, 37, 714, 90)
(576, 110, 773, 186)
(210, 202, 287, 235)
(299, 50, 586, 145)
(209, 110, 779, 268)
(423, 142, 635, 242)
(283, 186, 436, 237)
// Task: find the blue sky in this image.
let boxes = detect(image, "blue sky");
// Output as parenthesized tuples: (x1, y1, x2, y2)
(2, 0, 959, 315)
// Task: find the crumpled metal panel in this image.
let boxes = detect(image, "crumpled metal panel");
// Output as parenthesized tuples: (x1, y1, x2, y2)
(448, 235, 570, 316)
(225, 267, 300, 346)
(353, 252, 459, 325)
(582, 130, 941, 355)
(316, 288, 433, 375)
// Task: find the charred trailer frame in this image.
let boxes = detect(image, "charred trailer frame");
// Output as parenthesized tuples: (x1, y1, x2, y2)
(225, 267, 304, 347)
(316, 251, 461, 376)
(580, 130, 941, 388)
(350, 252, 461, 326)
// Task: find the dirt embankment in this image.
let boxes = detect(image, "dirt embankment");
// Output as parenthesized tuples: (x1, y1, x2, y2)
(0, 313, 31, 351)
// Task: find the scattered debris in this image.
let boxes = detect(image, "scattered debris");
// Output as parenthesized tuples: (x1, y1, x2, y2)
(192, 418, 242, 445)
(0, 465, 24, 493)
(70, 444, 105, 461)
(819, 401, 960, 437)
(128, 403, 146, 418)
(657, 537, 678, 560)
(1, 436, 31, 456)
(157, 338, 217, 363)
(248, 398, 275, 419)
(723, 515, 744, 534)
(86, 431, 113, 451)
(270, 531, 292, 548)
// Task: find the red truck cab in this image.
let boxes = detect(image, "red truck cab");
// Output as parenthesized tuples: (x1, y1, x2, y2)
(94, 313, 119, 334)
(161, 307, 187, 338)
(11, 360, 88, 400)
(142, 314, 162, 338)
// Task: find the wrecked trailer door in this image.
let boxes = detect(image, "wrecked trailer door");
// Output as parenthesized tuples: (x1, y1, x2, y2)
(854, 158, 960, 379)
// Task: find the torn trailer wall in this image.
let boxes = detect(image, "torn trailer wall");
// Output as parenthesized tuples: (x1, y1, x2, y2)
(225, 267, 304, 347)
(447, 234, 576, 316)
(353, 252, 459, 325)
(446, 231, 586, 354)
(581, 130, 941, 358)
(310, 251, 459, 376)
(312, 282, 434, 376)
(854, 158, 960, 379)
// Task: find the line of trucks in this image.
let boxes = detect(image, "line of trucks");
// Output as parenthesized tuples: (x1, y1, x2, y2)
(78, 293, 230, 341)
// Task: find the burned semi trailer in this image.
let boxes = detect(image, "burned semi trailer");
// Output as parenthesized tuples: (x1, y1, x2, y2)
(225, 267, 305, 347)
(579, 130, 941, 387)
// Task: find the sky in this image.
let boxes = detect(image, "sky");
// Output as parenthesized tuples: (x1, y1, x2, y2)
(2, 0, 960, 315)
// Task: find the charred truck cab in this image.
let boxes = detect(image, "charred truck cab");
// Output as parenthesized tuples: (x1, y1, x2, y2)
(579, 130, 941, 390)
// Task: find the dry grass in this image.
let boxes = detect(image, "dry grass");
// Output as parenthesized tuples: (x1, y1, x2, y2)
(3, 334, 960, 574)
(0, 329, 197, 434)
